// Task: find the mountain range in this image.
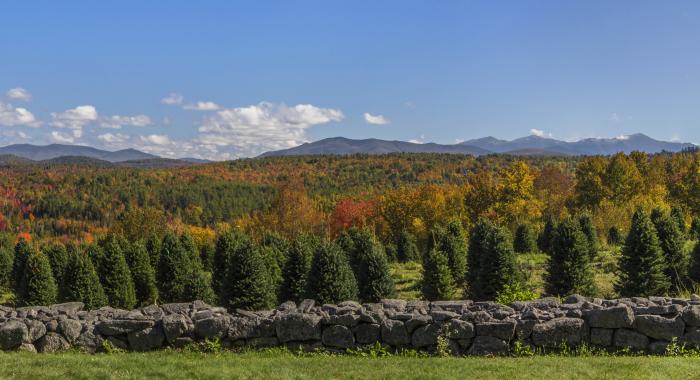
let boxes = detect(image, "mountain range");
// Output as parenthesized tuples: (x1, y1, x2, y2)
(261, 134, 697, 157)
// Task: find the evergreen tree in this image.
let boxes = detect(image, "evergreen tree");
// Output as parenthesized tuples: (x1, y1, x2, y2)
(467, 219, 490, 296)
(468, 220, 519, 301)
(607, 226, 623, 246)
(421, 247, 455, 301)
(396, 230, 420, 262)
(200, 243, 216, 273)
(336, 228, 363, 273)
(157, 233, 192, 303)
(431, 220, 468, 285)
(62, 249, 108, 309)
(43, 244, 70, 290)
(514, 224, 537, 253)
(544, 218, 597, 296)
(123, 241, 158, 305)
(689, 241, 700, 285)
(692, 218, 700, 241)
(259, 245, 283, 304)
(351, 231, 395, 302)
(616, 209, 670, 296)
(99, 237, 136, 309)
(651, 208, 689, 291)
(212, 231, 243, 303)
(262, 231, 289, 272)
(537, 218, 558, 254)
(17, 250, 57, 306)
(306, 241, 358, 304)
(578, 214, 599, 260)
(671, 207, 687, 239)
(384, 242, 398, 263)
(11, 238, 32, 291)
(221, 235, 275, 310)
(145, 235, 162, 270)
(280, 234, 317, 303)
(0, 245, 12, 291)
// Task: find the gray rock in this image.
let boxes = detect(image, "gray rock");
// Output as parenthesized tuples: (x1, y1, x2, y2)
(298, 299, 315, 313)
(247, 337, 279, 348)
(128, 326, 165, 351)
(381, 319, 410, 346)
(45, 320, 58, 333)
(468, 336, 509, 355)
(444, 319, 475, 340)
(49, 302, 84, 314)
(531, 318, 585, 348)
(430, 300, 470, 313)
(160, 303, 191, 315)
(584, 305, 634, 328)
(35, 332, 70, 353)
(162, 314, 190, 343)
(682, 306, 700, 326)
(614, 329, 649, 350)
(97, 319, 155, 335)
(635, 315, 684, 341)
(17, 343, 36, 353)
(194, 316, 229, 339)
(73, 326, 104, 353)
(381, 299, 407, 312)
(589, 328, 614, 346)
(404, 315, 431, 334)
(0, 320, 28, 349)
(328, 314, 360, 327)
(107, 336, 129, 350)
(412, 324, 441, 348)
(648, 340, 670, 355)
(475, 321, 515, 340)
(228, 317, 259, 340)
(275, 312, 322, 343)
(322, 325, 354, 348)
(354, 323, 381, 344)
(430, 310, 459, 321)
(59, 319, 83, 344)
(681, 327, 700, 347)
(26, 320, 46, 343)
(515, 320, 537, 340)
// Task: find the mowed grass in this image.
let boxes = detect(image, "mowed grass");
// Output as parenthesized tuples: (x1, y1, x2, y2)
(0, 351, 699, 380)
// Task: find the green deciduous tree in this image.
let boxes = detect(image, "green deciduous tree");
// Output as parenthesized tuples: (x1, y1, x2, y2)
(545, 218, 597, 296)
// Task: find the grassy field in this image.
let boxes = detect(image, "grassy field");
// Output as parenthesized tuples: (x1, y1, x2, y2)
(0, 351, 699, 379)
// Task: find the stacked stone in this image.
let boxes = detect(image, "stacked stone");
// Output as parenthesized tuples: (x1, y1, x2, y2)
(3, 295, 700, 354)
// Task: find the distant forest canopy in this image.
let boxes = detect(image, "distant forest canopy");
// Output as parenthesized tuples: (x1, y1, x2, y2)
(0, 149, 699, 249)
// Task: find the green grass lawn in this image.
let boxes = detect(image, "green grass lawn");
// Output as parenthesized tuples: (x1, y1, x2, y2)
(0, 351, 699, 379)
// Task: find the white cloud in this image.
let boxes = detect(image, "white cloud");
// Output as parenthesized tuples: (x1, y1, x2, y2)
(139, 134, 171, 146)
(161, 93, 184, 105)
(6, 88, 32, 101)
(183, 101, 220, 111)
(530, 128, 545, 137)
(615, 135, 629, 140)
(409, 134, 426, 144)
(50, 105, 98, 131)
(197, 102, 344, 156)
(0, 101, 40, 127)
(49, 131, 75, 144)
(99, 115, 152, 129)
(98, 133, 130, 144)
(363, 112, 390, 125)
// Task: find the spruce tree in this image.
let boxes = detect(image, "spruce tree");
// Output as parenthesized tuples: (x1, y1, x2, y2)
(11, 238, 31, 291)
(0, 245, 12, 291)
(396, 230, 420, 262)
(578, 214, 599, 260)
(62, 249, 108, 309)
(99, 237, 136, 309)
(467, 219, 490, 297)
(421, 247, 455, 301)
(468, 220, 519, 301)
(306, 241, 358, 304)
(43, 244, 69, 289)
(514, 224, 537, 254)
(607, 226, 623, 246)
(691, 218, 700, 241)
(651, 208, 689, 291)
(280, 234, 317, 303)
(157, 233, 192, 303)
(616, 209, 670, 296)
(221, 236, 275, 310)
(671, 207, 687, 239)
(431, 221, 468, 285)
(537, 218, 557, 254)
(259, 245, 283, 303)
(689, 241, 700, 285)
(212, 231, 244, 303)
(352, 231, 395, 302)
(145, 235, 162, 270)
(123, 241, 158, 305)
(336, 228, 363, 273)
(544, 218, 597, 296)
(17, 250, 57, 306)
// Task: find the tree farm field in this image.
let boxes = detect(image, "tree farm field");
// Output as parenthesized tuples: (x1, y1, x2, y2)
(1, 351, 699, 380)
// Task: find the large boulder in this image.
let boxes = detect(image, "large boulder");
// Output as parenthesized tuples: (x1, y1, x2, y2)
(531, 318, 585, 348)
(411, 324, 441, 348)
(228, 317, 260, 340)
(583, 305, 634, 328)
(73, 326, 104, 353)
(589, 328, 613, 347)
(322, 325, 354, 348)
(58, 319, 83, 344)
(0, 320, 29, 350)
(26, 320, 46, 343)
(380, 319, 410, 347)
(614, 329, 649, 350)
(97, 320, 155, 336)
(275, 313, 322, 343)
(128, 326, 165, 351)
(162, 314, 190, 343)
(634, 315, 684, 341)
(682, 306, 700, 326)
(49, 302, 84, 315)
(35, 333, 70, 353)
(353, 323, 381, 344)
(475, 321, 515, 340)
(468, 336, 509, 355)
(443, 319, 475, 340)
(194, 316, 230, 339)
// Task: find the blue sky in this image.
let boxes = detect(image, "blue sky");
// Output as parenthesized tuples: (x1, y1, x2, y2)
(1, 1, 699, 159)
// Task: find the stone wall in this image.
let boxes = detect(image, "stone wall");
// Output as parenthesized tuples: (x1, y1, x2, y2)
(2, 295, 700, 354)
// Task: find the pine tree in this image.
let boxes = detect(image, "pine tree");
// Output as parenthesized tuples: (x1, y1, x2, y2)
(468, 220, 519, 301)
(689, 241, 700, 285)
(467, 219, 490, 297)
(221, 236, 275, 310)
(671, 207, 687, 239)
(62, 249, 108, 309)
(212, 231, 243, 303)
(538, 218, 558, 254)
(306, 241, 358, 304)
(514, 224, 537, 254)
(259, 245, 283, 303)
(17, 250, 57, 306)
(651, 208, 689, 291)
(11, 238, 32, 291)
(280, 234, 317, 303)
(145, 235, 162, 270)
(352, 231, 395, 302)
(691, 218, 700, 241)
(157, 233, 192, 303)
(99, 237, 136, 309)
(431, 221, 468, 285)
(0, 245, 12, 291)
(616, 209, 670, 296)
(43, 244, 70, 290)
(607, 226, 623, 246)
(421, 247, 455, 301)
(123, 241, 158, 305)
(544, 218, 597, 296)
(336, 228, 363, 273)
(578, 214, 599, 260)
(396, 230, 420, 262)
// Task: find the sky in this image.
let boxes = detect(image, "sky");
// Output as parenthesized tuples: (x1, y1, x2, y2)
(1, 1, 700, 160)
